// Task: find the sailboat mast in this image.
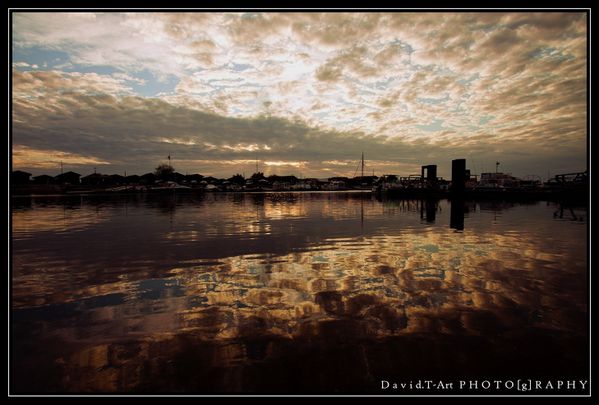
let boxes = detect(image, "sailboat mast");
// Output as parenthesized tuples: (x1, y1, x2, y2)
(361, 152, 364, 178)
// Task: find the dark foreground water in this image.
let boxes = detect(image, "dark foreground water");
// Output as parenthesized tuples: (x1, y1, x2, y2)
(11, 192, 588, 394)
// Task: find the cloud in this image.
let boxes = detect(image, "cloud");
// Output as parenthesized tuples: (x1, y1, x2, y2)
(263, 161, 308, 168)
(13, 66, 585, 179)
(12, 145, 110, 169)
(11, 12, 588, 178)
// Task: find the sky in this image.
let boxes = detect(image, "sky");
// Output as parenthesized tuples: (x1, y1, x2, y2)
(11, 11, 587, 179)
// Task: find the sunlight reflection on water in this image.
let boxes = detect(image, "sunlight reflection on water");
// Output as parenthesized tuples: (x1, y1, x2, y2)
(11, 193, 588, 393)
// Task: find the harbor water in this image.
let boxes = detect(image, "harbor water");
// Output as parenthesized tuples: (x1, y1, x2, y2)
(11, 192, 588, 394)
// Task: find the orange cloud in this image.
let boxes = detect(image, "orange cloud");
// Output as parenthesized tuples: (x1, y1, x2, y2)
(12, 145, 110, 169)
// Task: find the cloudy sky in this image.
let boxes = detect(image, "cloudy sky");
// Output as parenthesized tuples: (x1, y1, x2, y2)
(12, 12, 587, 179)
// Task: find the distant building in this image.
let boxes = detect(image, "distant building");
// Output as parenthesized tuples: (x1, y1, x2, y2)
(32, 174, 55, 185)
(293, 180, 317, 190)
(221, 181, 243, 191)
(324, 180, 346, 190)
(478, 172, 519, 189)
(140, 173, 157, 185)
(172, 172, 186, 183)
(125, 175, 140, 184)
(438, 179, 450, 191)
(519, 179, 541, 190)
(268, 175, 298, 185)
(350, 175, 378, 188)
(106, 174, 125, 186)
(272, 181, 292, 190)
(203, 176, 221, 185)
(81, 173, 106, 186)
(185, 174, 204, 184)
(11, 170, 31, 185)
(54, 171, 81, 185)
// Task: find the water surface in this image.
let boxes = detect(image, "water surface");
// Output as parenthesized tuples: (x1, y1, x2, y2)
(11, 192, 588, 394)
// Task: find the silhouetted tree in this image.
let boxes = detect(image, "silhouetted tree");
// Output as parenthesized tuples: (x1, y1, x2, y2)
(228, 173, 245, 186)
(250, 172, 266, 181)
(155, 164, 175, 180)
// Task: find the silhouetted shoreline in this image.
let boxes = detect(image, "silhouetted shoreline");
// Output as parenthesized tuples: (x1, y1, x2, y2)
(10, 184, 588, 205)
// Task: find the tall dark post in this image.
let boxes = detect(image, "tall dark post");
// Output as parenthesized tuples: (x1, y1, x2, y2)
(421, 165, 438, 188)
(450, 199, 465, 231)
(451, 159, 466, 194)
(425, 199, 436, 223)
(427, 165, 437, 188)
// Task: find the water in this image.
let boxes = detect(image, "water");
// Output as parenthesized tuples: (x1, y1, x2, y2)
(10, 192, 588, 394)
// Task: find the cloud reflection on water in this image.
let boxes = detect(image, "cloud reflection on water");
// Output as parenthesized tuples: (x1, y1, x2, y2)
(11, 193, 587, 393)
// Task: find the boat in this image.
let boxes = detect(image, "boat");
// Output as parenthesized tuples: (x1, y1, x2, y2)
(148, 181, 192, 193)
